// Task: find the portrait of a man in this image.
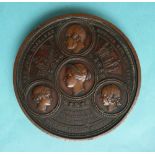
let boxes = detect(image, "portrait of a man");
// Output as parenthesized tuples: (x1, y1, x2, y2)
(65, 24, 87, 53)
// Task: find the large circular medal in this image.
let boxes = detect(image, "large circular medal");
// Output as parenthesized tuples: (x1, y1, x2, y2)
(14, 14, 141, 139)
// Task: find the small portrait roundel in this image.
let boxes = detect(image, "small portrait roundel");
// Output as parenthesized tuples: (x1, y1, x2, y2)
(61, 23, 92, 54)
(100, 84, 121, 112)
(95, 82, 128, 115)
(27, 85, 58, 114)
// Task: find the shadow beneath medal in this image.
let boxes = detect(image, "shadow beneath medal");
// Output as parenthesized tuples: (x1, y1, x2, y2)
(15, 6, 122, 56)
(21, 6, 121, 39)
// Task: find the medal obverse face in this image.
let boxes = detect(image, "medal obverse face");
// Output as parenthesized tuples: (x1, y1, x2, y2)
(14, 14, 141, 139)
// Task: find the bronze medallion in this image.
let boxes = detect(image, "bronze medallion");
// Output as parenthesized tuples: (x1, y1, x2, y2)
(14, 14, 141, 139)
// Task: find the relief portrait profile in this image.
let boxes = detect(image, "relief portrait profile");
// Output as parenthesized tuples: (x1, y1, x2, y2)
(28, 85, 58, 114)
(64, 24, 91, 53)
(97, 84, 122, 113)
(58, 62, 94, 97)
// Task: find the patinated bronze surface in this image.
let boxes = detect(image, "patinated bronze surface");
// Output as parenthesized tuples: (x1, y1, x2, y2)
(14, 14, 141, 139)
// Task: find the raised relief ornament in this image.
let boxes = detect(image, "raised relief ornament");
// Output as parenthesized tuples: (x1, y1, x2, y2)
(14, 14, 140, 139)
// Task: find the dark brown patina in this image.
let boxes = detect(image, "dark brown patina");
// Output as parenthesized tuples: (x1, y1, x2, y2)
(14, 14, 141, 139)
